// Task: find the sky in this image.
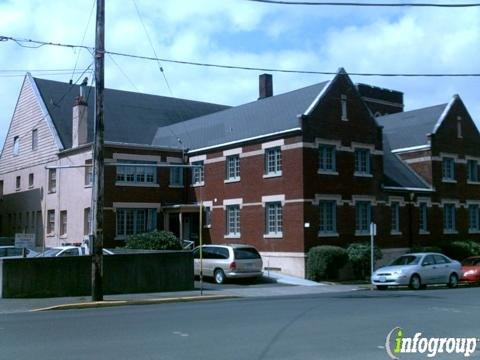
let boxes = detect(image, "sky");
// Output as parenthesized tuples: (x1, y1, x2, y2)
(0, 0, 478, 146)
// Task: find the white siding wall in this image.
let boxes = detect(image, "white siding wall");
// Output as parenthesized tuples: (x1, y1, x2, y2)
(0, 77, 59, 175)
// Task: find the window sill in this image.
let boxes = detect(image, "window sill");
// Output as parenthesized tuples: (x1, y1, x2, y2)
(203, 225, 211, 229)
(355, 231, 371, 237)
(46, 233, 56, 237)
(16, 188, 21, 192)
(115, 182, 159, 188)
(441, 179, 457, 184)
(114, 236, 127, 241)
(263, 172, 282, 179)
(468, 230, 480, 234)
(419, 230, 430, 235)
(224, 178, 241, 184)
(467, 181, 480, 185)
(354, 172, 373, 178)
(318, 232, 339, 238)
(443, 230, 458, 235)
(191, 182, 205, 187)
(263, 233, 283, 239)
(390, 231, 402, 236)
(60, 235, 68, 239)
(169, 185, 184, 188)
(84, 184, 92, 188)
(48, 190, 57, 194)
(317, 170, 339, 176)
(28, 185, 34, 189)
(224, 234, 241, 239)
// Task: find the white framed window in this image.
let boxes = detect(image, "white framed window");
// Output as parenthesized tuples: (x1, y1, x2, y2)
(60, 210, 67, 236)
(443, 203, 456, 233)
(116, 208, 157, 238)
(225, 205, 240, 236)
(47, 209, 55, 234)
(192, 161, 204, 186)
(318, 145, 336, 172)
(170, 166, 184, 186)
(319, 200, 336, 235)
(264, 147, 282, 176)
(28, 173, 34, 188)
(85, 160, 93, 186)
(48, 169, 56, 193)
(84, 208, 91, 236)
(469, 204, 480, 232)
(116, 160, 156, 185)
(265, 202, 283, 236)
(355, 201, 371, 234)
(341, 94, 348, 121)
(32, 129, 38, 151)
(467, 159, 479, 183)
(225, 155, 240, 181)
(13, 136, 19, 156)
(354, 148, 371, 175)
(419, 203, 428, 233)
(391, 202, 400, 234)
(442, 157, 455, 181)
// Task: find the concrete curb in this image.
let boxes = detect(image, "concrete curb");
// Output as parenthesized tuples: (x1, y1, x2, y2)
(30, 295, 240, 312)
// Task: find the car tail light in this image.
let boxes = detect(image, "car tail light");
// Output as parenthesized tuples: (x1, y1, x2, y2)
(229, 261, 237, 270)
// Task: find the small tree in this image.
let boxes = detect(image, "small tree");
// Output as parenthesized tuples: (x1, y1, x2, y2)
(347, 242, 382, 280)
(306, 245, 349, 281)
(125, 230, 182, 250)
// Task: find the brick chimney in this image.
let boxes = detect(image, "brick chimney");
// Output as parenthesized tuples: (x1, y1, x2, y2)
(72, 78, 88, 148)
(258, 73, 273, 100)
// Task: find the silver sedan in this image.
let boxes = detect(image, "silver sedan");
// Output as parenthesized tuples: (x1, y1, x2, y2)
(371, 252, 461, 290)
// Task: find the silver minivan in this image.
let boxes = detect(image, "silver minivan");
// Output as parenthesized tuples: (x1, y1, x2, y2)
(193, 244, 263, 284)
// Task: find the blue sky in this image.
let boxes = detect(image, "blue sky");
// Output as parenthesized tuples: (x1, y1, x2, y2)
(0, 0, 478, 147)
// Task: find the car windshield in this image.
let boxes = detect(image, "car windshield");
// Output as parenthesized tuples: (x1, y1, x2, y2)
(234, 247, 261, 260)
(462, 258, 480, 266)
(41, 249, 62, 257)
(389, 255, 420, 266)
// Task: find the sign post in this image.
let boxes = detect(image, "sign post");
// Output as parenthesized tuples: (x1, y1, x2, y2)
(370, 222, 377, 290)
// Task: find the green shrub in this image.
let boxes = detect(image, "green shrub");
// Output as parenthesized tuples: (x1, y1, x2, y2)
(306, 245, 348, 281)
(440, 240, 480, 261)
(125, 230, 182, 250)
(347, 242, 383, 280)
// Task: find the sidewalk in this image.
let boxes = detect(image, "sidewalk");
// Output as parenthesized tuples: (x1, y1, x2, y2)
(0, 275, 359, 314)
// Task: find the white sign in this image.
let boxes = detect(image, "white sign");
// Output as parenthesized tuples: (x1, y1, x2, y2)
(15, 233, 36, 249)
(370, 222, 377, 236)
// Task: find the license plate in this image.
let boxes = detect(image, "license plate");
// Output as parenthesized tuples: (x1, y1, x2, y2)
(379, 276, 386, 283)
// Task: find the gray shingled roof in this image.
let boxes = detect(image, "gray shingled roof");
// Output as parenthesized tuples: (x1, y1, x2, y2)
(377, 104, 447, 150)
(152, 82, 329, 150)
(382, 136, 430, 189)
(34, 78, 229, 149)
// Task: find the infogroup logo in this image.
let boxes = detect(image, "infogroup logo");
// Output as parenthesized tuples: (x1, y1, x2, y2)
(385, 327, 479, 359)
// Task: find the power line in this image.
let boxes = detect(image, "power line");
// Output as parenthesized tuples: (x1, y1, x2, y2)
(245, 0, 480, 7)
(131, 0, 173, 95)
(1, 35, 480, 78)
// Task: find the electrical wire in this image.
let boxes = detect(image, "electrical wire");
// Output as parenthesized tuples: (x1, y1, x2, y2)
(131, 0, 173, 95)
(245, 0, 480, 7)
(1, 35, 479, 77)
(71, 0, 96, 82)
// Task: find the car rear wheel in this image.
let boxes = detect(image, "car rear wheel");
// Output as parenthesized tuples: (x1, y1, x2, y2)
(376, 285, 388, 290)
(409, 274, 421, 290)
(447, 273, 459, 288)
(214, 269, 226, 284)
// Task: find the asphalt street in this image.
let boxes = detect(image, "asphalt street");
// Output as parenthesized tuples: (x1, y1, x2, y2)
(1, 286, 480, 360)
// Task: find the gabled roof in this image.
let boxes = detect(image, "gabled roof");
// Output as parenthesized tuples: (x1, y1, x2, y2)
(382, 136, 431, 190)
(152, 81, 329, 151)
(33, 77, 229, 149)
(377, 103, 447, 150)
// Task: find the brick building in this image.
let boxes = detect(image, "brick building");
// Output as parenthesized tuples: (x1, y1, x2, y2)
(1, 69, 478, 277)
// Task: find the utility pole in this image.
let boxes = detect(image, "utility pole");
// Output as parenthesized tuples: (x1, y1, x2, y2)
(92, 0, 105, 301)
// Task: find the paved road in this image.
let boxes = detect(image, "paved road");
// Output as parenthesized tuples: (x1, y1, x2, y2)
(1, 287, 480, 359)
